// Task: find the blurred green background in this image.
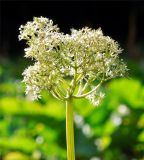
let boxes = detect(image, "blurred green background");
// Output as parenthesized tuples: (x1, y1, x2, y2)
(0, 58, 144, 160)
(0, 1, 144, 160)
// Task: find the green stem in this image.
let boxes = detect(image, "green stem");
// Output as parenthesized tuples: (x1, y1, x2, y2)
(73, 81, 103, 99)
(66, 99, 75, 160)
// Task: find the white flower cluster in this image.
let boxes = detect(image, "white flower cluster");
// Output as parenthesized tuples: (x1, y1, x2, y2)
(19, 17, 127, 105)
(86, 90, 105, 106)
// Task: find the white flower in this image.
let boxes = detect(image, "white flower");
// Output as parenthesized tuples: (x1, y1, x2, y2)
(19, 17, 127, 102)
(86, 89, 105, 106)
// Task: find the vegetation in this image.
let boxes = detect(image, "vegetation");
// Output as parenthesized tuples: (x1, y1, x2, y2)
(0, 59, 144, 160)
(18, 17, 128, 160)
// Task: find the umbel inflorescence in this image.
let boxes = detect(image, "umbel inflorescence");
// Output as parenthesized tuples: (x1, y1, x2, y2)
(19, 17, 127, 106)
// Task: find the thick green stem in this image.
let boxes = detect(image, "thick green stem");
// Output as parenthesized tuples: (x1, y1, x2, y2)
(66, 99, 75, 160)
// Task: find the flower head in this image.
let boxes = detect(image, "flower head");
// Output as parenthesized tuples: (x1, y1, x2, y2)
(19, 17, 128, 105)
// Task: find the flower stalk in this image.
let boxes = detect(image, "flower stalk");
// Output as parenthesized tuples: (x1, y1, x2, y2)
(66, 99, 75, 160)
